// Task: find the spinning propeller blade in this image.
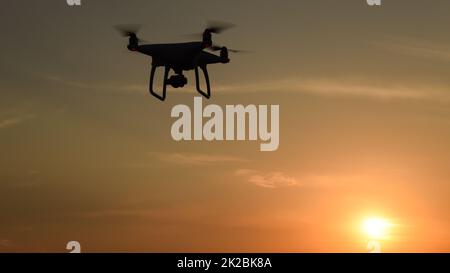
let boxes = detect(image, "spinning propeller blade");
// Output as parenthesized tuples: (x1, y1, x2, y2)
(113, 24, 148, 43)
(183, 20, 236, 39)
(114, 24, 141, 37)
(205, 20, 235, 34)
(208, 45, 248, 53)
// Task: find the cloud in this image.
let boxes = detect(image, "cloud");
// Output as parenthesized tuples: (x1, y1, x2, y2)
(235, 169, 299, 189)
(76, 205, 211, 224)
(372, 38, 450, 62)
(43, 75, 94, 89)
(287, 79, 446, 100)
(118, 84, 147, 93)
(151, 152, 249, 166)
(40, 38, 450, 102)
(41, 74, 149, 94)
(0, 114, 34, 129)
(212, 77, 450, 102)
(235, 170, 367, 189)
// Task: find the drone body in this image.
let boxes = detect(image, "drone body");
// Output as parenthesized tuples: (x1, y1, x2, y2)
(134, 42, 228, 70)
(118, 24, 238, 101)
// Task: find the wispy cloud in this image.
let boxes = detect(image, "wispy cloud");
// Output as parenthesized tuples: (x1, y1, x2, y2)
(118, 84, 147, 93)
(213, 78, 450, 101)
(0, 114, 34, 129)
(43, 75, 94, 89)
(372, 38, 450, 62)
(40, 42, 450, 102)
(77, 205, 211, 223)
(235, 169, 372, 189)
(235, 169, 299, 189)
(108, 77, 450, 102)
(151, 152, 249, 166)
(41, 74, 150, 94)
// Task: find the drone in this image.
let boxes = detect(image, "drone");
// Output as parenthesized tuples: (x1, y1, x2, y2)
(116, 22, 243, 101)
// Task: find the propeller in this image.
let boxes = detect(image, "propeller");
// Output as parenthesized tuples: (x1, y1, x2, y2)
(184, 20, 235, 39)
(113, 24, 148, 43)
(208, 45, 248, 53)
(114, 24, 141, 36)
(205, 20, 235, 34)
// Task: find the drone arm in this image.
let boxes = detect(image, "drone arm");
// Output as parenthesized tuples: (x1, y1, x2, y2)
(149, 65, 169, 101)
(195, 64, 211, 99)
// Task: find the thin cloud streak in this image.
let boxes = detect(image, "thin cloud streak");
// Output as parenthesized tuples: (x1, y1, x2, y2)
(41, 73, 150, 94)
(213, 78, 450, 102)
(235, 169, 299, 189)
(41, 70, 450, 103)
(0, 114, 34, 129)
(372, 39, 450, 62)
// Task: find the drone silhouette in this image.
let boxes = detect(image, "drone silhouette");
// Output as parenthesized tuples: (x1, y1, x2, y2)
(116, 22, 243, 101)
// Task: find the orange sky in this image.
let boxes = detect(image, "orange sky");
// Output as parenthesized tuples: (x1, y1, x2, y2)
(0, 0, 449, 252)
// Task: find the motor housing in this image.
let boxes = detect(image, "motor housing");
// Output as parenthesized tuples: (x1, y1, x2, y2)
(127, 33, 139, 51)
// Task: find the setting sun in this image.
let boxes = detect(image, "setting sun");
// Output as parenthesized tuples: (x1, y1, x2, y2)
(362, 218, 391, 240)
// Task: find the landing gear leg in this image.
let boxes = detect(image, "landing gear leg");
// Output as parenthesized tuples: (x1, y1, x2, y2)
(195, 65, 211, 99)
(149, 65, 170, 101)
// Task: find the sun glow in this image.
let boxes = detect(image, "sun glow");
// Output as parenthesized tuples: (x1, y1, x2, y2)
(362, 217, 391, 240)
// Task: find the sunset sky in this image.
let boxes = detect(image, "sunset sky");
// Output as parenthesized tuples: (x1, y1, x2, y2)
(1, 0, 450, 252)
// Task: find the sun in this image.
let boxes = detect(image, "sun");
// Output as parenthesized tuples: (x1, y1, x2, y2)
(362, 217, 391, 240)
